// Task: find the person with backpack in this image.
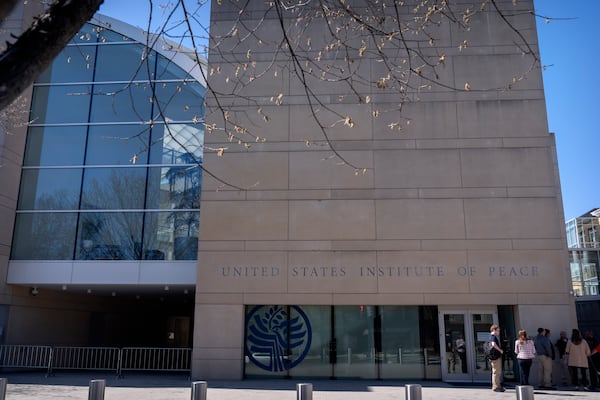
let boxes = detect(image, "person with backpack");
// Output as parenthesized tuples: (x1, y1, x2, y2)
(489, 324, 505, 392)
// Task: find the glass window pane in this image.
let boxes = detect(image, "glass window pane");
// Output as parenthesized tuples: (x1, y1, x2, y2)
(143, 211, 199, 260)
(24, 126, 87, 166)
(37, 45, 96, 83)
(287, 306, 331, 378)
(244, 305, 314, 378)
(81, 168, 147, 209)
(89, 83, 153, 123)
(76, 212, 143, 260)
(30, 85, 92, 124)
(86, 125, 151, 165)
(149, 123, 204, 164)
(146, 166, 201, 210)
(71, 23, 100, 44)
(11, 213, 77, 260)
(18, 169, 82, 210)
(94, 43, 154, 82)
(154, 81, 205, 122)
(380, 306, 424, 379)
(334, 305, 377, 379)
(156, 54, 193, 80)
(96, 27, 133, 44)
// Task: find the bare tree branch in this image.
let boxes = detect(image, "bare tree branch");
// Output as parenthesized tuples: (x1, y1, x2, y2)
(0, 0, 105, 111)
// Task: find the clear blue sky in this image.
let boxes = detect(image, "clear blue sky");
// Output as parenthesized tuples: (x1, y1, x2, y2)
(99, 1, 598, 221)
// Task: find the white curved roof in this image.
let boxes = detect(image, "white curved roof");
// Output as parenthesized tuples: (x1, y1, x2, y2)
(89, 13, 207, 86)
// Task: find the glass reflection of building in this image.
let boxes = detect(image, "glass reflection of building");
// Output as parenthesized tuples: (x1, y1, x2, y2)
(11, 16, 205, 262)
(567, 209, 600, 297)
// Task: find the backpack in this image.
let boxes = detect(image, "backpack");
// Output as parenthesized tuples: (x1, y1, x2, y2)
(484, 340, 501, 360)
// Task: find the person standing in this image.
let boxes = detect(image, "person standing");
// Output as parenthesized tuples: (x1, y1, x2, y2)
(555, 331, 570, 386)
(515, 329, 536, 385)
(584, 331, 599, 389)
(545, 329, 556, 386)
(456, 334, 468, 373)
(534, 327, 554, 389)
(489, 324, 505, 392)
(445, 331, 455, 373)
(566, 328, 591, 391)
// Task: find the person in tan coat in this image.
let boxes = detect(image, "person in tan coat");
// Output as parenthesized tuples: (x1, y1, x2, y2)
(566, 329, 591, 391)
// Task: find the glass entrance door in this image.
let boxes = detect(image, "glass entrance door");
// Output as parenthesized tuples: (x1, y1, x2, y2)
(439, 309, 497, 382)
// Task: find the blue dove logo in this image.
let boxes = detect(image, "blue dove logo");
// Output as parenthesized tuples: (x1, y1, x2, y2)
(245, 305, 312, 372)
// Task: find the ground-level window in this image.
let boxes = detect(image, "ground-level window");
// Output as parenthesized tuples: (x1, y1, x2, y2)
(244, 305, 440, 379)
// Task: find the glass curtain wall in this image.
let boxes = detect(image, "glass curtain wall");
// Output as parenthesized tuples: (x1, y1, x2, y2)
(11, 23, 205, 261)
(244, 305, 440, 379)
(570, 250, 600, 296)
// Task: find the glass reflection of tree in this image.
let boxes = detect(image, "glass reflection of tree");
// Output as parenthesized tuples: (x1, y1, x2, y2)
(18, 191, 78, 260)
(164, 153, 201, 260)
(78, 169, 145, 260)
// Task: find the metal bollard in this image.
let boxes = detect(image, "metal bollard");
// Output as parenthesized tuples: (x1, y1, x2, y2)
(297, 382, 313, 400)
(516, 385, 535, 400)
(0, 378, 7, 400)
(88, 379, 106, 400)
(191, 381, 208, 400)
(405, 384, 422, 400)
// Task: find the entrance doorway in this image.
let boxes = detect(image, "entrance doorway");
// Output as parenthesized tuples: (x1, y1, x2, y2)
(439, 308, 498, 382)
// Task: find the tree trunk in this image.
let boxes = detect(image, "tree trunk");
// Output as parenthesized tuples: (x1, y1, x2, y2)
(0, 0, 105, 111)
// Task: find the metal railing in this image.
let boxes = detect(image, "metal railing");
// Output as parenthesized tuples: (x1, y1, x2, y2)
(0, 345, 52, 372)
(120, 347, 192, 375)
(50, 346, 121, 375)
(0, 345, 191, 377)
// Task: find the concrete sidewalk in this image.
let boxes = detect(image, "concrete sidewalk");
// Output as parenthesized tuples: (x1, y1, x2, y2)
(1, 372, 598, 400)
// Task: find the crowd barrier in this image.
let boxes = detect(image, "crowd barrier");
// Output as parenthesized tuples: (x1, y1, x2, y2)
(0, 345, 191, 377)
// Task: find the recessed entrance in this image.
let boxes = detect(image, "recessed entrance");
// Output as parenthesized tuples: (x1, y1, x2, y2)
(439, 308, 498, 383)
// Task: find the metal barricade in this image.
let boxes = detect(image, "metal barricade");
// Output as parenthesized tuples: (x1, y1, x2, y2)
(0, 345, 53, 375)
(50, 346, 120, 375)
(119, 347, 192, 376)
(0, 345, 192, 377)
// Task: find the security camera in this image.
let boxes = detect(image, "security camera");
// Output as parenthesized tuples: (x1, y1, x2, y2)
(30, 287, 39, 296)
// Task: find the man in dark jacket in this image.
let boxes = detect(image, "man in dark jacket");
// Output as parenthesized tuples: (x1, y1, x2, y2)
(534, 327, 554, 389)
(584, 331, 599, 389)
(555, 331, 570, 385)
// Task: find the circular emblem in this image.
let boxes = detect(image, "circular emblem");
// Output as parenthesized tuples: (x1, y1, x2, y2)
(245, 305, 312, 372)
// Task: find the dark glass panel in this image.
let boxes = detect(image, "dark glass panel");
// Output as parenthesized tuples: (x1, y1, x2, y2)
(145, 166, 201, 210)
(76, 212, 143, 260)
(287, 305, 332, 378)
(142, 211, 199, 261)
(94, 43, 154, 82)
(37, 45, 96, 83)
(148, 123, 204, 164)
(24, 126, 87, 166)
(379, 306, 424, 379)
(11, 213, 77, 260)
(333, 305, 377, 379)
(153, 81, 205, 122)
(89, 83, 153, 123)
(18, 169, 82, 210)
(80, 167, 147, 209)
(86, 125, 151, 165)
(30, 85, 92, 124)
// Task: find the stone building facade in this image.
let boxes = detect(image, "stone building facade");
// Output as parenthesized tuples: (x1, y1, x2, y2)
(194, 0, 574, 381)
